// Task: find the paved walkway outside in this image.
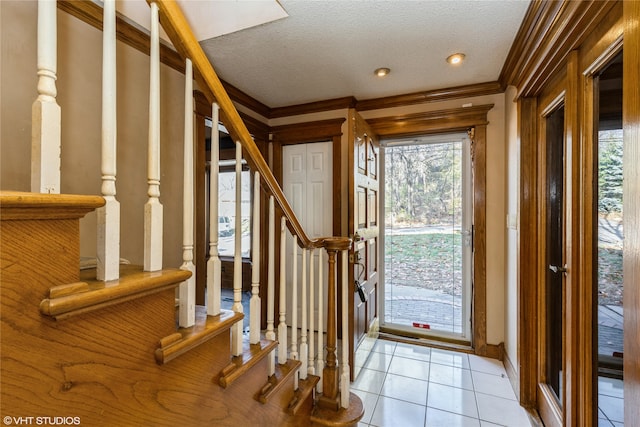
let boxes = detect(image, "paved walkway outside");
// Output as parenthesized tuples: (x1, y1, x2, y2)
(385, 285, 623, 357)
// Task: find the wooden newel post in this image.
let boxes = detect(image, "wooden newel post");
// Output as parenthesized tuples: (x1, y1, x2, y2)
(319, 237, 351, 410)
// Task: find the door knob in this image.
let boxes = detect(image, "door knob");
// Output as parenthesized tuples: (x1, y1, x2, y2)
(549, 264, 567, 274)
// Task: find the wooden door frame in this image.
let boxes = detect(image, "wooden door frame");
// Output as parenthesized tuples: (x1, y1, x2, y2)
(516, 4, 640, 427)
(269, 118, 346, 337)
(366, 104, 496, 357)
(534, 78, 568, 427)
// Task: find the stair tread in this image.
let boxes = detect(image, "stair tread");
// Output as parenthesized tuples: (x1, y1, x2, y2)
(288, 374, 320, 415)
(255, 359, 302, 404)
(216, 337, 278, 388)
(40, 265, 190, 320)
(155, 306, 244, 364)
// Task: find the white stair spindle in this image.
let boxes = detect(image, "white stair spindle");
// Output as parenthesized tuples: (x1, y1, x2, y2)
(207, 102, 222, 316)
(308, 248, 315, 376)
(249, 172, 261, 344)
(144, 1, 163, 273)
(340, 249, 351, 408)
(278, 216, 288, 363)
(178, 58, 195, 328)
(299, 248, 308, 380)
(96, 0, 120, 281)
(231, 142, 244, 356)
(316, 249, 324, 393)
(266, 196, 276, 376)
(31, 0, 60, 194)
(291, 237, 298, 361)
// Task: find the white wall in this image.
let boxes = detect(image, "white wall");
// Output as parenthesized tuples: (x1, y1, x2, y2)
(1, 1, 186, 269)
(504, 85, 519, 368)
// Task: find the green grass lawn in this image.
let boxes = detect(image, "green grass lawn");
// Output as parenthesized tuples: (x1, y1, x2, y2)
(385, 232, 461, 263)
(384, 232, 462, 293)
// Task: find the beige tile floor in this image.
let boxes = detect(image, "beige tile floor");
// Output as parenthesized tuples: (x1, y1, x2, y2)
(352, 340, 536, 427)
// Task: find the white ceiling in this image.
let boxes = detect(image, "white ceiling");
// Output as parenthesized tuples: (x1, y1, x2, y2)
(119, 0, 531, 109)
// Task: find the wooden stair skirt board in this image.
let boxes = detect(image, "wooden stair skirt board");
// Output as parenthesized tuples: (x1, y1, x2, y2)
(0, 192, 324, 425)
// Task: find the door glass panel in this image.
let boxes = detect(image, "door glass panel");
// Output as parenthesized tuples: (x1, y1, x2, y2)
(596, 52, 624, 425)
(545, 105, 565, 404)
(382, 133, 472, 340)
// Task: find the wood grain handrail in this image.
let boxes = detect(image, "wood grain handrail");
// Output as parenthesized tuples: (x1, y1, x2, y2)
(149, 0, 332, 250)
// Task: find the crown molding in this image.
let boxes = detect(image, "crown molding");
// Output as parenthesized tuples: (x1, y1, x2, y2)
(269, 97, 357, 119)
(58, 0, 268, 117)
(366, 104, 494, 137)
(499, 0, 618, 98)
(270, 118, 346, 143)
(356, 82, 502, 112)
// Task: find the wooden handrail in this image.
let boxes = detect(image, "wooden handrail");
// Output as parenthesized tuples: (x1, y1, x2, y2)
(149, 0, 327, 250)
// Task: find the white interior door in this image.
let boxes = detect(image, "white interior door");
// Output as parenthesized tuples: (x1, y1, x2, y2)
(283, 141, 332, 330)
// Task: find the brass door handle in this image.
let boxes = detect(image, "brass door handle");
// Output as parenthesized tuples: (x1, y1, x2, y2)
(549, 264, 567, 274)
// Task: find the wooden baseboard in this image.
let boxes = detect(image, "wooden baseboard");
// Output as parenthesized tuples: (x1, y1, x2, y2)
(483, 342, 504, 360)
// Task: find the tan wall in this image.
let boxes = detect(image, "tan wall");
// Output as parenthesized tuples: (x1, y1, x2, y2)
(1, 0, 509, 347)
(268, 95, 509, 347)
(1, 1, 185, 268)
(504, 85, 519, 368)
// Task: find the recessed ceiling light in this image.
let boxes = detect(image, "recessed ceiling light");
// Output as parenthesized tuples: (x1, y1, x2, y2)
(374, 67, 391, 77)
(446, 53, 466, 65)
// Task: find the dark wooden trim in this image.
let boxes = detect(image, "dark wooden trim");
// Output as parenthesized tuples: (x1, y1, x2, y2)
(472, 124, 487, 357)
(372, 107, 491, 358)
(223, 81, 271, 119)
(517, 96, 538, 408)
(270, 118, 346, 144)
(623, 2, 640, 425)
(270, 97, 357, 119)
(356, 82, 502, 111)
(58, 0, 269, 117)
(500, 0, 618, 98)
(58, 0, 185, 73)
(484, 342, 504, 361)
(366, 104, 493, 138)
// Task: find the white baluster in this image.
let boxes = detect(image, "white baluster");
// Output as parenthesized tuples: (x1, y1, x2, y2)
(278, 216, 288, 363)
(97, 0, 120, 281)
(249, 172, 261, 344)
(308, 248, 315, 376)
(144, 1, 163, 273)
(266, 196, 276, 376)
(231, 142, 244, 356)
(31, 0, 60, 194)
(340, 249, 350, 408)
(207, 103, 221, 316)
(299, 248, 308, 379)
(316, 249, 324, 393)
(178, 58, 195, 328)
(291, 237, 298, 361)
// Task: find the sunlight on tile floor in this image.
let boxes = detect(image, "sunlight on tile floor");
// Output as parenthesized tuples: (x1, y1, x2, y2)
(353, 340, 535, 427)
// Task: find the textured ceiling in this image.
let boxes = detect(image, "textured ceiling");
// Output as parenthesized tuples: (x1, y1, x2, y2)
(197, 0, 531, 108)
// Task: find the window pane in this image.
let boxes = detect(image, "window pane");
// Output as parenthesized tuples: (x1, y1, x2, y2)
(218, 170, 251, 257)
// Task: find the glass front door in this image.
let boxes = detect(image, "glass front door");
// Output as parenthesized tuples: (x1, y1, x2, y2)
(381, 133, 472, 341)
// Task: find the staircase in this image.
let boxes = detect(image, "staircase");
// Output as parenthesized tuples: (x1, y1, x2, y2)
(0, 1, 363, 425)
(0, 191, 344, 425)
